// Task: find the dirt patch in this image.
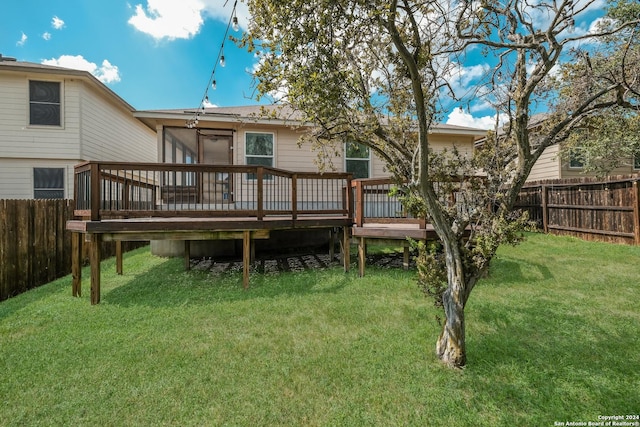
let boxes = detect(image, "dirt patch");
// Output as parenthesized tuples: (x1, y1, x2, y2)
(189, 251, 414, 276)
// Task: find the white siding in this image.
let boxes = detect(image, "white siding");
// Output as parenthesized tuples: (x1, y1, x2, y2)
(0, 74, 81, 160)
(0, 158, 76, 199)
(79, 82, 156, 162)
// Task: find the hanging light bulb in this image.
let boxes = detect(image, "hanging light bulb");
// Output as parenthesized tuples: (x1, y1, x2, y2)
(232, 15, 239, 32)
(220, 53, 226, 67)
(212, 79, 217, 90)
(205, 95, 209, 104)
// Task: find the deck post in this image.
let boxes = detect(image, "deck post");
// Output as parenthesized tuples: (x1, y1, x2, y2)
(90, 233, 102, 305)
(90, 162, 101, 222)
(115, 241, 123, 275)
(184, 240, 191, 271)
(71, 232, 82, 297)
(354, 180, 364, 227)
(243, 230, 251, 289)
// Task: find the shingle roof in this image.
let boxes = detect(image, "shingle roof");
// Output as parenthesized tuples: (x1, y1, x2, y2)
(136, 104, 488, 137)
(0, 59, 135, 112)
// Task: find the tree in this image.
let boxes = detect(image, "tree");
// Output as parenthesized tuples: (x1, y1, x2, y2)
(241, 0, 640, 368)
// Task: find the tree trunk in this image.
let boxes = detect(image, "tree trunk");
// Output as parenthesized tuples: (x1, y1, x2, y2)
(436, 286, 466, 368)
(436, 243, 469, 368)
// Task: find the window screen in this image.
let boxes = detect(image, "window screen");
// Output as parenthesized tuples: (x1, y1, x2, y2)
(29, 81, 61, 126)
(34, 168, 64, 199)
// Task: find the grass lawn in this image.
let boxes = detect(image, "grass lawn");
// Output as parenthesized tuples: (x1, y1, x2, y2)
(0, 233, 638, 426)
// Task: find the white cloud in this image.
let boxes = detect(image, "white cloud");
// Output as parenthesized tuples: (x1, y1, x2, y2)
(41, 55, 121, 84)
(446, 108, 500, 130)
(43, 32, 51, 41)
(445, 63, 491, 99)
(203, 99, 218, 108)
(203, 0, 249, 31)
(128, 0, 205, 40)
(128, 0, 247, 40)
(52, 16, 65, 30)
(16, 32, 27, 46)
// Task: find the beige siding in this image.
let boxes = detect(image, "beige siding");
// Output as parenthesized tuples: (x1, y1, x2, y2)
(237, 126, 338, 173)
(80, 82, 156, 162)
(0, 74, 81, 160)
(0, 158, 77, 199)
(236, 126, 477, 179)
(560, 156, 637, 179)
(528, 145, 561, 181)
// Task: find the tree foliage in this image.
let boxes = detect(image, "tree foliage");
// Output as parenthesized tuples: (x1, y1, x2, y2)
(241, 0, 640, 368)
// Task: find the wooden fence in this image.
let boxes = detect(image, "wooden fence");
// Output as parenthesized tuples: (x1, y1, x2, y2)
(515, 176, 640, 245)
(0, 199, 144, 301)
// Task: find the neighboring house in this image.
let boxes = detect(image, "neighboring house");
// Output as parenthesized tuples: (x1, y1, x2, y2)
(477, 114, 639, 182)
(134, 105, 486, 178)
(0, 55, 157, 199)
(528, 144, 639, 181)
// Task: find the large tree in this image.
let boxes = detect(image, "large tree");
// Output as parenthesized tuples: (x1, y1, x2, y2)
(241, 0, 640, 368)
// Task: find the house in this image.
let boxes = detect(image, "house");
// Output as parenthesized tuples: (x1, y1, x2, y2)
(133, 105, 485, 178)
(528, 145, 640, 181)
(476, 114, 640, 182)
(132, 105, 487, 257)
(0, 55, 157, 199)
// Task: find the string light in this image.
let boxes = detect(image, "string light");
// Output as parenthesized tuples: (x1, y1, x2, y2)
(186, 0, 239, 128)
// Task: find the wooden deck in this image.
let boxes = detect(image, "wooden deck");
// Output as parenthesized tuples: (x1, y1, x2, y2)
(67, 163, 450, 304)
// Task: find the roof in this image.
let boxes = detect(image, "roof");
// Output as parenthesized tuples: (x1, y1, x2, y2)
(0, 58, 136, 114)
(135, 104, 488, 138)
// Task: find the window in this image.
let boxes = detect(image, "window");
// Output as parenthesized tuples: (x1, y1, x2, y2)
(635, 152, 640, 170)
(29, 81, 61, 126)
(569, 155, 584, 169)
(34, 168, 64, 199)
(345, 141, 370, 178)
(245, 132, 274, 179)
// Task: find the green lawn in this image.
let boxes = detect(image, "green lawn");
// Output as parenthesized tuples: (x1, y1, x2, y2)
(1, 233, 638, 426)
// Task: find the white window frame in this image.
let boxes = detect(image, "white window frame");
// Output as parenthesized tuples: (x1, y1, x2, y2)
(244, 131, 275, 180)
(344, 141, 371, 179)
(28, 79, 64, 128)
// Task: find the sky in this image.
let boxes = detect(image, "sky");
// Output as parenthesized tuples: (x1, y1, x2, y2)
(1, 0, 607, 130)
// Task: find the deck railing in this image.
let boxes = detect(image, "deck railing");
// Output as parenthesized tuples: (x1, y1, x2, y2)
(73, 161, 353, 221)
(351, 178, 426, 228)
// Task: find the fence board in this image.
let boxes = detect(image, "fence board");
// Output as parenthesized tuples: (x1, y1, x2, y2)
(518, 175, 640, 245)
(0, 199, 146, 302)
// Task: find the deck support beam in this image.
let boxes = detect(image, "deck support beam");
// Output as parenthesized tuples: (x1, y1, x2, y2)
(90, 234, 102, 305)
(184, 240, 191, 271)
(115, 241, 123, 275)
(72, 232, 82, 297)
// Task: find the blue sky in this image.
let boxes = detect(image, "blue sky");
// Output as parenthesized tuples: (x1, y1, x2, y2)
(2, 0, 255, 112)
(2, 0, 607, 129)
